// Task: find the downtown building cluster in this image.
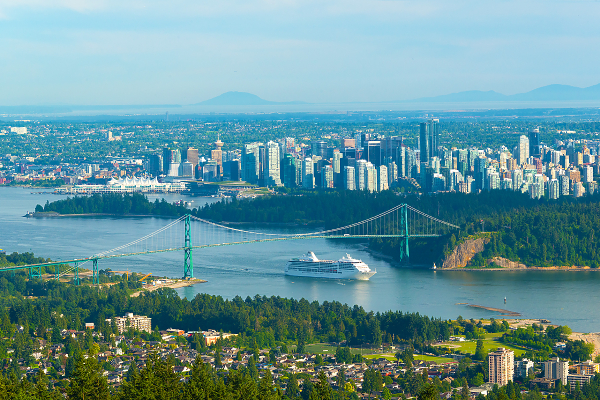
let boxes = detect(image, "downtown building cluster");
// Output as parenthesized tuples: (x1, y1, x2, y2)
(146, 119, 600, 200)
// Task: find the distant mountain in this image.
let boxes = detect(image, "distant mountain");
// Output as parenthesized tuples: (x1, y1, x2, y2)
(408, 83, 600, 103)
(196, 91, 306, 106)
(510, 83, 600, 101)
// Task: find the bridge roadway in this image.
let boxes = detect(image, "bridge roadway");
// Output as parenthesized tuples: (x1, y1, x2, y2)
(0, 233, 443, 273)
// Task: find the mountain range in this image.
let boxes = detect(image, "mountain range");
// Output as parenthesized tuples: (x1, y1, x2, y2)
(197, 84, 600, 106)
(409, 83, 600, 103)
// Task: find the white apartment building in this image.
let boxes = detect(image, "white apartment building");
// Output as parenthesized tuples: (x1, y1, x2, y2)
(107, 313, 152, 334)
(488, 348, 514, 386)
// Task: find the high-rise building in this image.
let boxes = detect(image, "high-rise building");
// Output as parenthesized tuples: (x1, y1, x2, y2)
(333, 152, 343, 174)
(419, 119, 440, 164)
(474, 157, 487, 191)
(559, 174, 570, 196)
(180, 161, 194, 178)
(515, 359, 534, 379)
(311, 140, 328, 158)
(583, 165, 594, 183)
(265, 141, 282, 186)
(302, 158, 314, 188)
(344, 166, 356, 190)
(149, 154, 163, 176)
(168, 162, 180, 177)
(162, 147, 172, 174)
(488, 348, 514, 386)
(187, 147, 199, 169)
(321, 165, 334, 188)
(364, 141, 382, 167)
(281, 154, 298, 188)
(543, 357, 569, 385)
(449, 169, 463, 192)
(397, 146, 407, 178)
(242, 143, 260, 184)
(210, 138, 223, 177)
(378, 165, 388, 191)
(548, 179, 559, 199)
(511, 169, 523, 191)
(529, 128, 540, 157)
(356, 159, 368, 190)
(342, 138, 356, 148)
(366, 162, 377, 192)
(518, 135, 529, 165)
(574, 181, 585, 197)
(387, 161, 398, 187)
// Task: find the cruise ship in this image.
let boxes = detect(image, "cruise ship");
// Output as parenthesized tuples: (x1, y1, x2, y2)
(285, 252, 376, 280)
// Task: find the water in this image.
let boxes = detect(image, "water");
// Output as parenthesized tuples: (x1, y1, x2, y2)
(1, 186, 599, 332)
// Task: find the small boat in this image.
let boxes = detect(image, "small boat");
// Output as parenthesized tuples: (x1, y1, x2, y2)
(431, 263, 437, 270)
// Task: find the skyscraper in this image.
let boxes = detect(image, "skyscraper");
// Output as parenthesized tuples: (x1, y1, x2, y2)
(210, 137, 223, 177)
(187, 147, 199, 169)
(302, 158, 314, 188)
(378, 165, 388, 191)
(355, 159, 367, 190)
(149, 154, 163, 176)
(549, 179, 560, 199)
(419, 123, 430, 164)
(364, 141, 382, 167)
(311, 140, 328, 158)
(529, 128, 540, 157)
(321, 165, 334, 188)
(518, 135, 529, 165)
(265, 141, 282, 186)
(419, 119, 440, 164)
(344, 166, 356, 190)
(242, 143, 260, 184)
(281, 154, 298, 188)
(162, 147, 172, 174)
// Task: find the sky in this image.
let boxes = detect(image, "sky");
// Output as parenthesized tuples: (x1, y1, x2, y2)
(0, 0, 599, 105)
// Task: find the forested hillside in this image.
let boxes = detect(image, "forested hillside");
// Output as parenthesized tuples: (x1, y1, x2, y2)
(1, 270, 450, 350)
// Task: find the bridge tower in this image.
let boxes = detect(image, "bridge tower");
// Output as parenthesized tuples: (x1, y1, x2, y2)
(183, 214, 193, 279)
(92, 259, 99, 285)
(399, 204, 410, 263)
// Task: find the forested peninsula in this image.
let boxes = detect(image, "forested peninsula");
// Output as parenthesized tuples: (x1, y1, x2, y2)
(34, 190, 600, 269)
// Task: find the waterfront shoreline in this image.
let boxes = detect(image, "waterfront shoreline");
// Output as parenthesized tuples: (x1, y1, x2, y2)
(442, 266, 599, 272)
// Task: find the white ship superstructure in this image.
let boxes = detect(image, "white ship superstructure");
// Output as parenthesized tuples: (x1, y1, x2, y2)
(285, 251, 376, 280)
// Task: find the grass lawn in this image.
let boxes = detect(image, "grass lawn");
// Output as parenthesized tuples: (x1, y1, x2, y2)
(305, 343, 368, 355)
(440, 333, 526, 356)
(362, 354, 455, 364)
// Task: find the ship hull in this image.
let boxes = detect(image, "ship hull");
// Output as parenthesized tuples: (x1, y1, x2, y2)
(285, 269, 376, 280)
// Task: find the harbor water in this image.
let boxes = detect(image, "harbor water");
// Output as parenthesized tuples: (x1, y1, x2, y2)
(1, 187, 600, 332)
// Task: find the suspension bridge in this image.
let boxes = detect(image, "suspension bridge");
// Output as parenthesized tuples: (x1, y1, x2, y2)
(2, 204, 459, 284)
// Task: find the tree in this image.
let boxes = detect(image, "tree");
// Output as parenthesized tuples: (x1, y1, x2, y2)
(474, 339, 486, 361)
(286, 374, 300, 400)
(402, 347, 414, 368)
(314, 372, 333, 400)
(418, 384, 438, 400)
(67, 355, 110, 400)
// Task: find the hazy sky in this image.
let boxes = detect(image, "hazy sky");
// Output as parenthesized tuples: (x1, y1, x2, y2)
(1, 0, 599, 105)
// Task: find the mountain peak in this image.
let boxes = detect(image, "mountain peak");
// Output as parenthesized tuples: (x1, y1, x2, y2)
(196, 91, 274, 106)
